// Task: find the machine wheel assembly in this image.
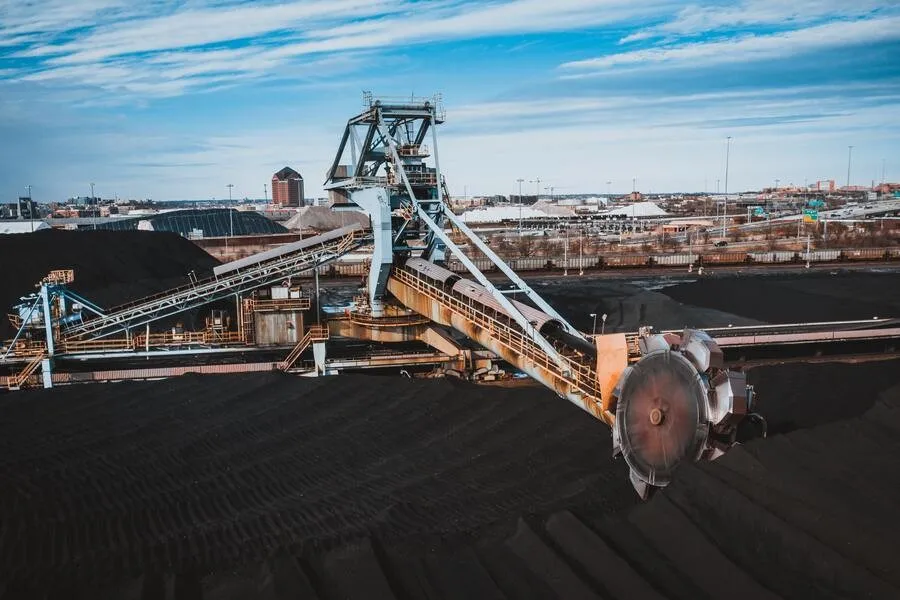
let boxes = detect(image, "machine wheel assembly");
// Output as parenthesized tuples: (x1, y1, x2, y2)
(612, 329, 765, 499)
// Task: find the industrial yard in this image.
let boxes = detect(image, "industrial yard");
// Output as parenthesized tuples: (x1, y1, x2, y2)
(2, 226, 900, 597)
(2, 96, 900, 599)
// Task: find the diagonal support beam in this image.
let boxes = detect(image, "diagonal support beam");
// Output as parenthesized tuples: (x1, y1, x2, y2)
(376, 117, 573, 375)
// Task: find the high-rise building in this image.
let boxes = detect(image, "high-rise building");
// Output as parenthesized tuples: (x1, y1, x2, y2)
(271, 167, 305, 207)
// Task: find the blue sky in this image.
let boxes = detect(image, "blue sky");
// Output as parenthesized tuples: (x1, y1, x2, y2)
(1, 0, 899, 201)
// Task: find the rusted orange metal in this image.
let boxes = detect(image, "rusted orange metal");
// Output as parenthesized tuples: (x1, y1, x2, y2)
(387, 267, 613, 425)
(594, 333, 629, 412)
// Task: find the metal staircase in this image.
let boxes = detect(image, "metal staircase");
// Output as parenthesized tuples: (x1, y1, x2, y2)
(64, 226, 367, 340)
(5, 353, 45, 390)
(279, 325, 329, 371)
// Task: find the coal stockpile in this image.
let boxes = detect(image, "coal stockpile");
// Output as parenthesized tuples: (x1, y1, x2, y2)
(529, 277, 763, 334)
(2, 361, 899, 599)
(662, 270, 900, 324)
(0, 372, 635, 598)
(0, 229, 219, 339)
(749, 358, 900, 435)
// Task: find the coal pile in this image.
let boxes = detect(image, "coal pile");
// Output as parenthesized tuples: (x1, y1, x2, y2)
(530, 277, 763, 333)
(0, 229, 219, 339)
(2, 360, 899, 599)
(749, 358, 900, 435)
(662, 270, 900, 324)
(0, 372, 635, 598)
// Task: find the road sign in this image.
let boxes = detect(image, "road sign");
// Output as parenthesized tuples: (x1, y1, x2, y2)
(802, 209, 818, 223)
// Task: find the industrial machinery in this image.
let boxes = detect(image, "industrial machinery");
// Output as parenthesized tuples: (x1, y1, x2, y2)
(320, 94, 765, 497)
(9, 95, 898, 497)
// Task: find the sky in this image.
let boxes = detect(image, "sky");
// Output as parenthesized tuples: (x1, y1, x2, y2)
(1, 0, 899, 201)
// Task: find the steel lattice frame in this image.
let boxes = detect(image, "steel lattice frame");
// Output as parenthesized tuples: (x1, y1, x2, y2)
(66, 230, 367, 339)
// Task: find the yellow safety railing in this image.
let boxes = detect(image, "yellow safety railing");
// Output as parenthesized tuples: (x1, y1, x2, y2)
(392, 267, 602, 406)
(5, 352, 45, 390)
(247, 298, 311, 312)
(280, 325, 329, 371)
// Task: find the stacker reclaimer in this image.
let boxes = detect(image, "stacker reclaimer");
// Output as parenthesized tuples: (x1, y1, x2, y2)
(23, 94, 897, 497)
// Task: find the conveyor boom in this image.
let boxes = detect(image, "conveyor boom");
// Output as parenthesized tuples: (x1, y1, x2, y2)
(65, 226, 366, 339)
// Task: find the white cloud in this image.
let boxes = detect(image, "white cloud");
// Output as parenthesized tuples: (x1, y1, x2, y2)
(4, 0, 663, 97)
(617, 0, 890, 43)
(565, 15, 900, 72)
(22, 0, 395, 62)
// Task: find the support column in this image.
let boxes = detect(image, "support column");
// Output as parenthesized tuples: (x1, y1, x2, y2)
(41, 358, 53, 389)
(348, 187, 392, 316)
(41, 285, 54, 357)
(312, 342, 327, 376)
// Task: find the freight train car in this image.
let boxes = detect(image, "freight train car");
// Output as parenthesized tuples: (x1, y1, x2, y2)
(699, 252, 749, 266)
(602, 255, 650, 268)
(842, 248, 888, 261)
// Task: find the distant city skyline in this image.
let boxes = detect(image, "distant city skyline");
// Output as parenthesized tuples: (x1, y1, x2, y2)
(1, 0, 898, 201)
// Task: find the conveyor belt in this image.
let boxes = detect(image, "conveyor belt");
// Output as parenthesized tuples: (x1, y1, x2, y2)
(64, 226, 367, 339)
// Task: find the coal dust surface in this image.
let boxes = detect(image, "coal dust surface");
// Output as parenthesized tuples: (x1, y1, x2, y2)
(530, 267, 900, 331)
(2, 360, 899, 599)
(661, 269, 900, 324)
(530, 276, 764, 333)
(0, 229, 219, 339)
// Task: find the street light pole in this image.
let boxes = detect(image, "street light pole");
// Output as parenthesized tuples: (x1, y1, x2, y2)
(26, 185, 33, 232)
(723, 136, 732, 238)
(579, 230, 583, 275)
(90, 182, 96, 230)
(226, 183, 234, 238)
(516, 178, 525, 234)
(846, 145, 854, 188)
(590, 313, 598, 335)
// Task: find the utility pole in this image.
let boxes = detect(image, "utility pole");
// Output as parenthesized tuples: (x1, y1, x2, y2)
(846, 145, 853, 189)
(263, 183, 268, 203)
(723, 136, 732, 238)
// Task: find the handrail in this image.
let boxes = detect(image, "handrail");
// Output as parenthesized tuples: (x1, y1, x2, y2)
(280, 325, 329, 370)
(391, 267, 602, 405)
(6, 352, 45, 389)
